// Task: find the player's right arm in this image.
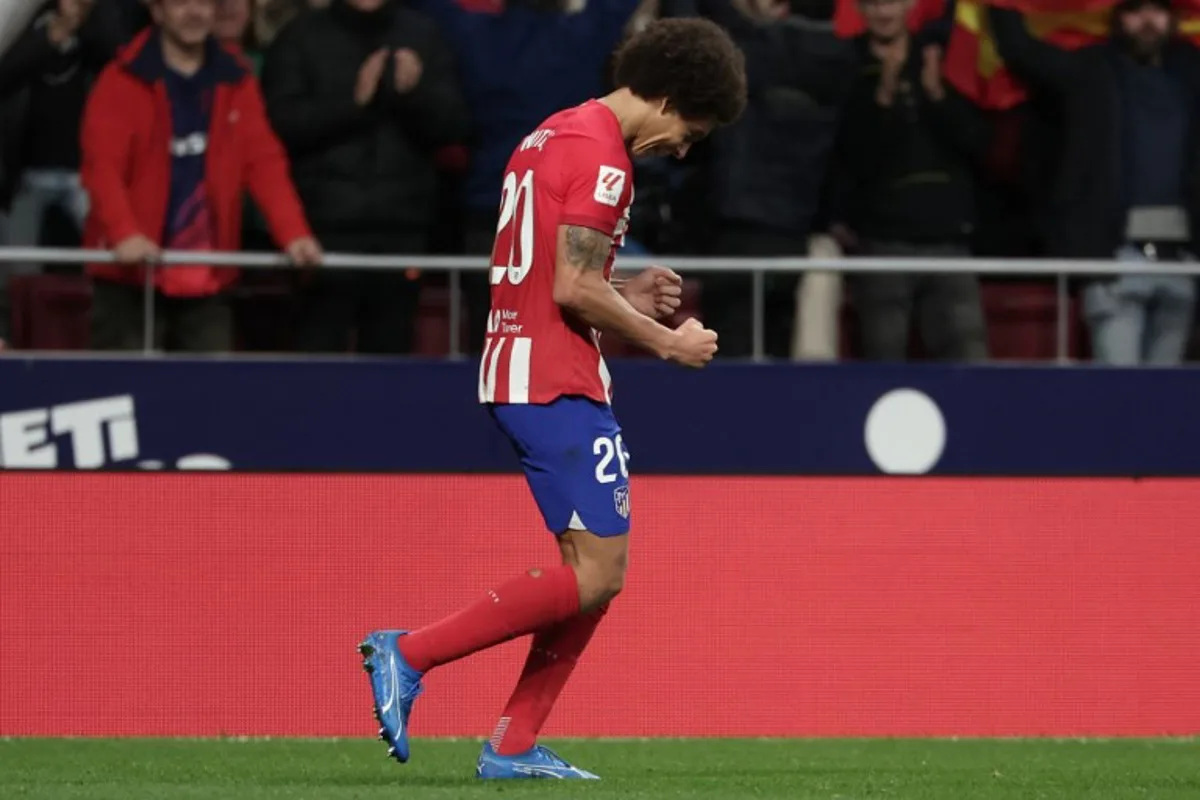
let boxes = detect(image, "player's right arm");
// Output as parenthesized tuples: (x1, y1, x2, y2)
(552, 224, 717, 368)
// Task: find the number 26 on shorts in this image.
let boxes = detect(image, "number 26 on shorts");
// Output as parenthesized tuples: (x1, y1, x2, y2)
(593, 434, 630, 484)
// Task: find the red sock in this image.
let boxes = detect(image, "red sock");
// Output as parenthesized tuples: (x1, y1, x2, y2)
(490, 604, 609, 756)
(397, 565, 580, 674)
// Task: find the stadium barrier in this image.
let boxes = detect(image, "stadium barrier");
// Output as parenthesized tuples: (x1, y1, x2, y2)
(3, 473, 1198, 737)
(4, 357, 1200, 474)
(5, 245, 1200, 360)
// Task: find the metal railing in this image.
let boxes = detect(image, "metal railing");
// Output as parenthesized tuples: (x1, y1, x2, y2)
(4, 245, 1199, 361)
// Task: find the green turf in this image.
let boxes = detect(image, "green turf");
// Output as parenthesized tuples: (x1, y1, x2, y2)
(2, 738, 1198, 799)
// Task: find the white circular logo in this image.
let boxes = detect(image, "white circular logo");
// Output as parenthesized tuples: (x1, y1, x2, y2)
(864, 389, 946, 474)
(175, 454, 233, 471)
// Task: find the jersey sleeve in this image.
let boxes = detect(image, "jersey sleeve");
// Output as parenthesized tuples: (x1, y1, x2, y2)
(555, 134, 630, 237)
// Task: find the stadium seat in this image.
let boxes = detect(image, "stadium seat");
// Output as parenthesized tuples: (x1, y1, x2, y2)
(980, 280, 1083, 362)
(1188, 321, 1200, 362)
(837, 280, 1084, 362)
(231, 274, 298, 352)
(415, 283, 472, 356)
(7, 273, 93, 351)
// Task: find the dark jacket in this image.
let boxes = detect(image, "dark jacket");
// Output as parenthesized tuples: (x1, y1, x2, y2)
(82, 29, 312, 296)
(830, 36, 988, 244)
(990, 7, 1200, 259)
(409, 0, 639, 212)
(701, 0, 857, 237)
(0, 1, 127, 208)
(260, 0, 469, 235)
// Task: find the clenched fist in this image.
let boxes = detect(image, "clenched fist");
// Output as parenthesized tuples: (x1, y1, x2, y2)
(666, 317, 718, 368)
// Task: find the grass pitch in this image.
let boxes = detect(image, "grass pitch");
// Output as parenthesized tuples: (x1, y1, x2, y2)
(2, 737, 1197, 799)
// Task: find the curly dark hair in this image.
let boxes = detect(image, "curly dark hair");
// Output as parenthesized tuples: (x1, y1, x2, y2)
(612, 18, 747, 127)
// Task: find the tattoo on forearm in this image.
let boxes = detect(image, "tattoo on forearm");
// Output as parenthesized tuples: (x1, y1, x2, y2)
(564, 225, 611, 271)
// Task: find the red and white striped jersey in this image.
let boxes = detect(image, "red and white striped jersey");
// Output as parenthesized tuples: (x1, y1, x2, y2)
(478, 100, 634, 406)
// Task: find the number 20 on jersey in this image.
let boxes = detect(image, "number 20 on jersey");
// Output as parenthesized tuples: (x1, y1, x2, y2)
(491, 170, 534, 287)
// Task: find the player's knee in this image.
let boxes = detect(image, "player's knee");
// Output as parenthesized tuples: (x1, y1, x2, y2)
(578, 574, 623, 610)
(577, 552, 626, 608)
(603, 567, 626, 602)
(598, 563, 626, 602)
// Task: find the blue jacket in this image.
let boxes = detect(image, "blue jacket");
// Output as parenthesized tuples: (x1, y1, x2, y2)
(409, 0, 639, 211)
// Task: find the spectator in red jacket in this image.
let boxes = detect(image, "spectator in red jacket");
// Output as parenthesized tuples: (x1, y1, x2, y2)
(81, 0, 322, 352)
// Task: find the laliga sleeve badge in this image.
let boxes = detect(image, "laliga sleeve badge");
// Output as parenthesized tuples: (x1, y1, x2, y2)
(594, 166, 626, 207)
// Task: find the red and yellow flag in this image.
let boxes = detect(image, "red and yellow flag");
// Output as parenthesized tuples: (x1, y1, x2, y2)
(945, 0, 1200, 110)
(834, 0, 947, 38)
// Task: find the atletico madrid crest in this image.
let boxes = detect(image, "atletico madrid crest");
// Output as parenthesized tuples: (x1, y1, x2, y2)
(613, 485, 631, 520)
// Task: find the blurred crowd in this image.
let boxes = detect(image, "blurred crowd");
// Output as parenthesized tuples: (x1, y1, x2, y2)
(0, 0, 1198, 364)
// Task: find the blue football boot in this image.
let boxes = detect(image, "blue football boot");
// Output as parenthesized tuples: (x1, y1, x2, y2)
(476, 742, 600, 780)
(358, 630, 423, 763)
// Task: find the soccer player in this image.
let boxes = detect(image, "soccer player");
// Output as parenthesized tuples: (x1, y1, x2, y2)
(359, 18, 747, 780)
